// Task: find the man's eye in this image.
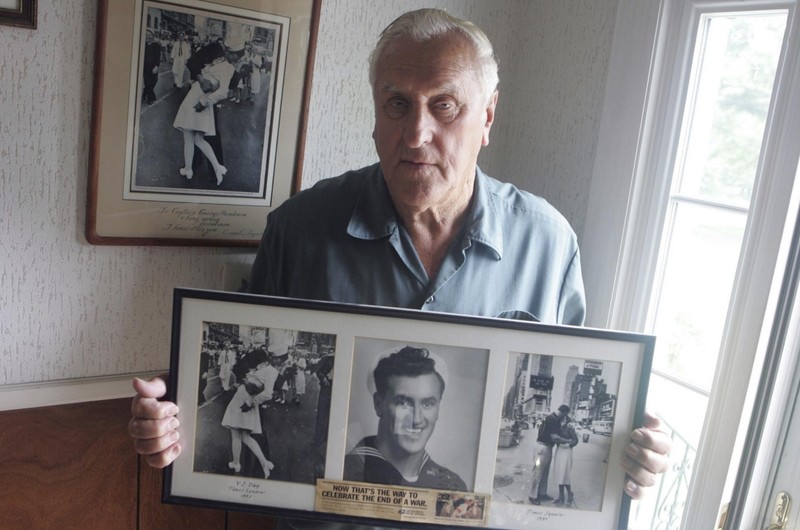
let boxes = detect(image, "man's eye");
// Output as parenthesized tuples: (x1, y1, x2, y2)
(384, 99, 408, 118)
(433, 100, 459, 121)
(394, 397, 412, 407)
(421, 399, 438, 408)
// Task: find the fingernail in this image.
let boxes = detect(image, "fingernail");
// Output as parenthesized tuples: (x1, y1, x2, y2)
(166, 404, 179, 416)
(168, 418, 180, 430)
(625, 480, 638, 497)
(169, 430, 180, 442)
(631, 429, 644, 442)
(626, 444, 640, 457)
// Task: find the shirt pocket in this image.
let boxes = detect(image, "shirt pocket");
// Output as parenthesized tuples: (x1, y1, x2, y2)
(495, 310, 540, 322)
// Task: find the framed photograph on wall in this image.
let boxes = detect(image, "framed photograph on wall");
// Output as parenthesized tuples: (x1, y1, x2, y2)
(0, 0, 37, 29)
(86, 0, 321, 246)
(164, 288, 654, 530)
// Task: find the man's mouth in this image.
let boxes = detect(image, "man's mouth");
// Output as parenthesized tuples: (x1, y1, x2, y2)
(399, 153, 436, 165)
(399, 427, 424, 436)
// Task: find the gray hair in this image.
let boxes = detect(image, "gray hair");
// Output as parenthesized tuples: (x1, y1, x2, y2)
(368, 8, 499, 101)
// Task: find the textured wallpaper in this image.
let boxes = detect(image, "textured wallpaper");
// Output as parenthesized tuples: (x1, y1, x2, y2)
(0, 0, 253, 385)
(0, 0, 615, 386)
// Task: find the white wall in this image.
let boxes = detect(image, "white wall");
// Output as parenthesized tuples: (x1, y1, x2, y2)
(0, 0, 616, 393)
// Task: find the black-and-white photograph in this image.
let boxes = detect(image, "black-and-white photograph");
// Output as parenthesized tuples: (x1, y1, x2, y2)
(192, 322, 337, 484)
(493, 353, 621, 512)
(165, 291, 652, 527)
(127, 1, 284, 203)
(345, 338, 489, 492)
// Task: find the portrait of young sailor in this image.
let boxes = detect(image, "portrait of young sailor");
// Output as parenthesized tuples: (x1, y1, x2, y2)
(344, 341, 488, 491)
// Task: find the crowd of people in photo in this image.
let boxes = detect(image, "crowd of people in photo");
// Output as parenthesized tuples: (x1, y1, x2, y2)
(141, 27, 271, 186)
(198, 331, 335, 481)
(144, 29, 270, 103)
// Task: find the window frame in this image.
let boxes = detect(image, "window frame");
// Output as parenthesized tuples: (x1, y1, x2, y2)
(582, 0, 800, 527)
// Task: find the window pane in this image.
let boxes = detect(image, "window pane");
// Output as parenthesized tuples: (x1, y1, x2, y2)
(677, 13, 786, 207)
(631, 373, 707, 530)
(651, 202, 747, 390)
(647, 373, 708, 446)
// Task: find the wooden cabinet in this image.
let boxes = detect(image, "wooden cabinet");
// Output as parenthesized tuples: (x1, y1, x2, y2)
(0, 399, 276, 529)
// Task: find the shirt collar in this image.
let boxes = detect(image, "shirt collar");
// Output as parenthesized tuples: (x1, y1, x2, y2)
(359, 436, 431, 479)
(465, 166, 503, 259)
(347, 164, 398, 240)
(347, 164, 504, 259)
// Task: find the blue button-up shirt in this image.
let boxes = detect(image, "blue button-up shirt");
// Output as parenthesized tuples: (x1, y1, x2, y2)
(250, 163, 585, 530)
(250, 163, 585, 326)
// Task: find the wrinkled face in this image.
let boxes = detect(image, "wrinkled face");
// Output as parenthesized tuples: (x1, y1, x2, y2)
(374, 373, 443, 458)
(372, 34, 497, 214)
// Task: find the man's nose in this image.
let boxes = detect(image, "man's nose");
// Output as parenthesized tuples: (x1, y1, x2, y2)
(412, 404, 425, 425)
(403, 105, 434, 148)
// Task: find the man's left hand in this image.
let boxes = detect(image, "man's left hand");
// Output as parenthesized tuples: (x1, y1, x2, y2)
(620, 411, 672, 499)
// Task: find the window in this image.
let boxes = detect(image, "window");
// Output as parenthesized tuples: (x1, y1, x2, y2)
(583, 0, 800, 528)
(649, 11, 785, 387)
(634, 11, 787, 529)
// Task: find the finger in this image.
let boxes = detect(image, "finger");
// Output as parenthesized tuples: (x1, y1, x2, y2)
(140, 442, 183, 469)
(628, 432, 671, 474)
(630, 427, 672, 470)
(624, 477, 646, 500)
(642, 410, 669, 433)
(131, 375, 178, 420)
(132, 427, 181, 456)
(128, 415, 180, 440)
(131, 393, 179, 420)
(620, 449, 660, 488)
(132, 375, 168, 400)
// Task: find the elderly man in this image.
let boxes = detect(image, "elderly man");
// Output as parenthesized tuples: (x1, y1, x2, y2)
(344, 346, 466, 491)
(129, 8, 671, 530)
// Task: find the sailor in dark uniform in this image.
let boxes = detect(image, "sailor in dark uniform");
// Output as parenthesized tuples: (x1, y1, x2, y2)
(343, 346, 466, 491)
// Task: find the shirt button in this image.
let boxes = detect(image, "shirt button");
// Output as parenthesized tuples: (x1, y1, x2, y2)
(426, 296, 435, 304)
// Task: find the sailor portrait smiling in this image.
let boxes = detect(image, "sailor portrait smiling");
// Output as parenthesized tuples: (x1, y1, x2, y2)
(343, 346, 467, 491)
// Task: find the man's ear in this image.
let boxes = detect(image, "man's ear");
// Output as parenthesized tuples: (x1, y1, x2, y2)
(482, 90, 499, 147)
(373, 392, 383, 417)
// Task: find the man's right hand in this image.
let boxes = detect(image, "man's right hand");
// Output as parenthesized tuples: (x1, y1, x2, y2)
(128, 375, 182, 468)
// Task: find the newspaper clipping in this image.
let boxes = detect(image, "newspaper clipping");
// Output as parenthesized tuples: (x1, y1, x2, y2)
(316, 480, 489, 526)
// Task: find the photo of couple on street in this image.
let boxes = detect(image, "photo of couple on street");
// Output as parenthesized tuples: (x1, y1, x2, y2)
(493, 353, 622, 512)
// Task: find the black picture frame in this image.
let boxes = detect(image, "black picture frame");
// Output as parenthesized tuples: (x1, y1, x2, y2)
(164, 288, 654, 530)
(0, 0, 37, 29)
